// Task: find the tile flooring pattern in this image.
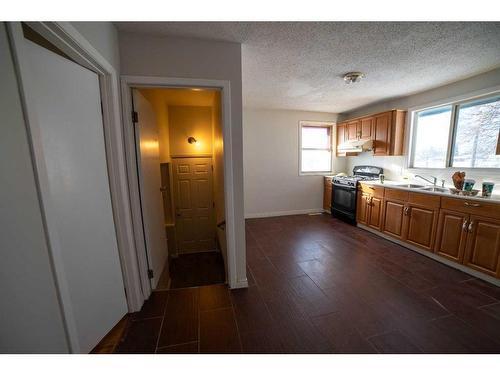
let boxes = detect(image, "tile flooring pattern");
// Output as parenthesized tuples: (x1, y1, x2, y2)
(114, 214, 500, 353)
(168, 251, 226, 289)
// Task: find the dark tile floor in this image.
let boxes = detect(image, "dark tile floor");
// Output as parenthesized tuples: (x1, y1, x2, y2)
(169, 251, 226, 289)
(114, 214, 500, 353)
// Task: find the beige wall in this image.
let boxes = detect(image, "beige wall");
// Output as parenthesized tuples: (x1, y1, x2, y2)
(169, 106, 213, 157)
(243, 108, 341, 217)
(340, 68, 500, 192)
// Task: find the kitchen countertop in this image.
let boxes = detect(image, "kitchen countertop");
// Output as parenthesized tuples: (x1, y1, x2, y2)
(359, 180, 500, 204)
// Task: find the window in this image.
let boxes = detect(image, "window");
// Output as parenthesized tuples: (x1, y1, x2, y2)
(299, 122, 333, 174)
(410, 93, 500, 169)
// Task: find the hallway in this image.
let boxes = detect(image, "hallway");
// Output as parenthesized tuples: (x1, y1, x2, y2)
(106, 214, 500, 353)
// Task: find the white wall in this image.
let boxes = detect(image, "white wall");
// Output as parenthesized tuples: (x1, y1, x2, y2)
(243, 108, 342, 217)
(341, 68, 500, 193)
(119, 32, 247, 287)
(0, 23, 69, 353)
(71, 22, 120, 71)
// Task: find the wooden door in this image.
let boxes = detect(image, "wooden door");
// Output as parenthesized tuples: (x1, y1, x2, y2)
(336, 123, 346, 155)
(173, 157, 216, 253)
(434, 209, 469, 263)
(347, 120, 359, 140)
(382, 199, 406, 239)
(323, 177, 332, 210)
(356, 192, 370, 225)
(463, 215, 500, 278)
(404, 204, 438, 251)
(368, 196, 383, 230)
(133, 90, 169, 288)
(373, 112, 391, 156)
(360, 117, 373, 140)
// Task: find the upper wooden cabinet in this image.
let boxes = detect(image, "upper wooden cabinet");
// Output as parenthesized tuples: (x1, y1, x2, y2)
(336, 110, 406, 157)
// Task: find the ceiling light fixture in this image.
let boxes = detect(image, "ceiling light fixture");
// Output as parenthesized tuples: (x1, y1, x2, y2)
(188, 136, 197, 144)
(343, 72, 365, 84)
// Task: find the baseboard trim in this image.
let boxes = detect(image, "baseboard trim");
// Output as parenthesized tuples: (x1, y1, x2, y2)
(230, 278, 249, 289)
(245, 208, 324, 219)
(357, 223, 500, 287)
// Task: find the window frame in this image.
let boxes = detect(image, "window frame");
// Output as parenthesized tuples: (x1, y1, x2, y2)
(408, 90, 500, 170)
(298, 120, 335, 176)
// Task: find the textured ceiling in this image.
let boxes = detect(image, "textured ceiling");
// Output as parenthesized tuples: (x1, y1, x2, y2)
(115, 22, 500, 113)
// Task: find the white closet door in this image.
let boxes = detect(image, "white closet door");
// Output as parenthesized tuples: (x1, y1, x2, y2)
(23, 39, 127, 353)
(133, 90, 168, 288)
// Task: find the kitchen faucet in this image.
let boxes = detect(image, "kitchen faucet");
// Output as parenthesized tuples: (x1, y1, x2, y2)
(415, 174, 438, 186)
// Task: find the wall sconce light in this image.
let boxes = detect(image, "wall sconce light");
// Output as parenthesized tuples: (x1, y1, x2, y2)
(188, 136, 197, 144)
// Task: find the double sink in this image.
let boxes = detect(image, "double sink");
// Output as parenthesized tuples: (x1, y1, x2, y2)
(392, 183, 448, 193)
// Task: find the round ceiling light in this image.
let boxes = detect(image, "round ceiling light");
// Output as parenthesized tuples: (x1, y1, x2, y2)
(343, 72, 365, 84)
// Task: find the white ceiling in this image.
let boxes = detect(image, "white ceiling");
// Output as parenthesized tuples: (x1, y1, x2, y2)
(115, 22, 500, 113)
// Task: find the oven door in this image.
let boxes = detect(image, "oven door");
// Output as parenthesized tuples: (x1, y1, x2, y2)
(331, 183, 357, 221)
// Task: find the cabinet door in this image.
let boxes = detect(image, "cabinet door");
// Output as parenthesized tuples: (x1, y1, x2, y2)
(356, 192, 370, 225)
(404, 204, 438, 251)
(336, 123, 346, 155)
(463, 215, 500, 278)
(360, 117, 373, 140)
(434, 209, 468, 263)
(373, 112, 391, 156)
(347, 120, 359, 140)
(382, 199, 406, 239)
(368, 196, 383, 230)
(323, 179, 332, 210)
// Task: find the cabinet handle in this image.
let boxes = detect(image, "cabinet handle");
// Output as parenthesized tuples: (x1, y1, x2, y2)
(462, 220, 468, 232)
(464, 202, 480, 207)
(369, 186, 375, 190)
(404, 206, 409, 216)
(468, 221, 474, 233)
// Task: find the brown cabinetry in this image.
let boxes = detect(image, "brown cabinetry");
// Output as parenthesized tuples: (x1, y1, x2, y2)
(359, 186, 500, 280)
(463, 215, 500, 278)
(356, 184, 384, 230)
(434, 209, 468, 263)
(323, 177, 333, 211)
(336, 110, 406, 157)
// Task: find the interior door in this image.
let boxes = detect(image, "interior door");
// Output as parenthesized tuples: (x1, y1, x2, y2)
(24, 39, 127, 352)
(133, 90, 169, 288)
(173, 157, 216, 253)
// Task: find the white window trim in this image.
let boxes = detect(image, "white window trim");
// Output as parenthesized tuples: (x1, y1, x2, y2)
(298, 120, 335, 176)
(407, 86, 500, 171)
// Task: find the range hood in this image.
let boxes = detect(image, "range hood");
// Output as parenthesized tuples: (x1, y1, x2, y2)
(337, 139, 373, 153)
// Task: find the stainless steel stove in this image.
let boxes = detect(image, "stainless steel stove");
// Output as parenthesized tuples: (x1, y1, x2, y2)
(331, 165, 383, 223)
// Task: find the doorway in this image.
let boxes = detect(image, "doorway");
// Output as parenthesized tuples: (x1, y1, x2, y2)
(131, 87, 227, 291)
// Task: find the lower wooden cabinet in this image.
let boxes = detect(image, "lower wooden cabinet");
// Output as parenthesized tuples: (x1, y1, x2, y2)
(323, 177, 332, 211)
(382, 199, 406, 239)
(368, 196, 383, 230)
(463, 215, 500, 278)
(434, 209, 468, 263)
(405, 204, 438, 251)
(356, 192, 370, 225)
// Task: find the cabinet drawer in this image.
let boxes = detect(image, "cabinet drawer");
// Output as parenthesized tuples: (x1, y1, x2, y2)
(359, 184, 384, 198)
(409, 192, 440, 208)
(441, 197, 500, 220)
(384, 188, 408, 202)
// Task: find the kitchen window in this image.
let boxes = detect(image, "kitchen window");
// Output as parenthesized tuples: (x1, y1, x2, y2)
(410, 93, 500, 169)
(299, 121, 334, 175)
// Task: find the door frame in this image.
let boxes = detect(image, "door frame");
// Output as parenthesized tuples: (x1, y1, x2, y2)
(121, 75, 243, 297)
(7, 21, 144, 350)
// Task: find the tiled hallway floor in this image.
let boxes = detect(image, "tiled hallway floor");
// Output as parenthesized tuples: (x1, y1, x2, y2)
(113, 214, 500, 353)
